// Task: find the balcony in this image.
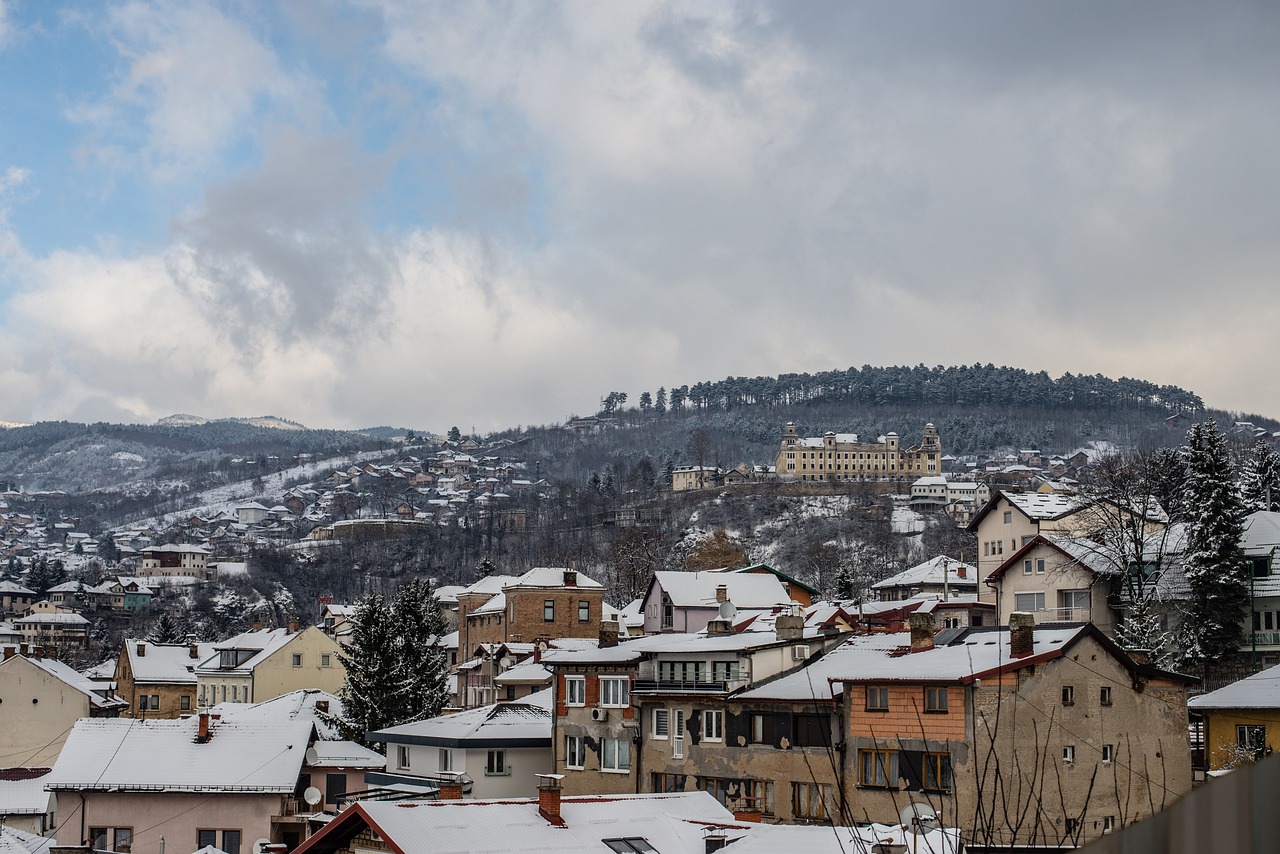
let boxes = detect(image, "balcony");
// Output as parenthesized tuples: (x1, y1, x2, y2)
(632, 679, 732, 694)
(1249, 631, 1280, 648)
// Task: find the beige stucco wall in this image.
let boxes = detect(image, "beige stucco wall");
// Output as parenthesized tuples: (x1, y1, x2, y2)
(54, 790, 282, 854)
(995, 542, 1118, 634)
(0, 655, 93, 765)
(249, 627, 346, 702)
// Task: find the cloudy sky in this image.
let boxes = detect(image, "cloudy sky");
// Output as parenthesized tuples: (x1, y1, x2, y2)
(1, 1, 1278, 432)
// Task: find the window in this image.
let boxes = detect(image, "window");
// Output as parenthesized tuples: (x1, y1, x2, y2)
(672, 709, 685, 758)
(1003, 511, 1012, 523)
(197, 830, 216, 850)
(1103, 816, 1116, 832)
(566, 675, 585, 706)
(197, 831, 239, 854)
(1062, 745, 1076, 763)
(712, 660, 739, 681)
(1100, 686, 1113, 706)
(659, 661, 706, 682)
(703, 709, 724, 741)
(750, 713, 774, 745)
(698, 777, 773, 815)
(136, 695, 150, 711)
(1023, 559, 1033, 575)
(543, 600, 556, 621)
(1238, 724, 1267, 759)
(653, 708, 669, 739)
(320, 654, 331, 667)
(439, 748, 453, 772)
(924, 687, 948, 713)
(325, 773, 346, 805)
(603, 839, 659, 854)
(565, 735, 585, 769)
(1062, 686, 1075, 706)
(792, 782, 833, 820)
(1059, 589, 1090, 613)
(1065, 819, 1079, 836)
(1035, 558, 1045, 574)
(866, 686, 889, 711)
(181, 695, 191, 711)
(1014, 592, 1045, 612)
(292, 653, 303, 667)
(602, 737, 631, 772)
(859, 749, 898, 788)
(578, 599, 590, 622)
(652, 772, 687, 792)
(397, 745, 410, 769)
(1102, 744, 1114, 763)
(924, 752, 952, 791)
(791, 714, 830, 747)
(600, 676, 629, 708)
(486, 750, 507, 775)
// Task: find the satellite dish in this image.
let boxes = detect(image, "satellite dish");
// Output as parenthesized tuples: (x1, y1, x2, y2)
(718, 600, 737, 620)
(252, 839, 272, 854)
(499, 656, 513, 669)
(899, 801, 940, 831)
(303, 786, 323, 806)
(304, 747, 320, 766)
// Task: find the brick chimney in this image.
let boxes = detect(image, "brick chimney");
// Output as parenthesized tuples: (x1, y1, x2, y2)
(31, 646, 42, 660)
(137, 642, 146, 657)
(909, 611, 935, 653)
(2, 646, 14, 661)
(599, 620, 620, 649)
(437, 773, 464, 799)
(563, 570, 578, 587)
(196, 712, 211, 743)
(189, 642, 200, 659)
(957, 565, 968, 579)
(536, 774, 565, 826)
(715, 584, 728, 603)
(251, 619, 263, 631)
(706, 618, 734, 636)
(1010, 612, 1034, 658)
(288, 619, 299, 634)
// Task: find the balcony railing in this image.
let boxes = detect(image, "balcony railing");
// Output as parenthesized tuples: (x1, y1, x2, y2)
(1250, 631, 1280, 647)
(632, 679, 730, 694)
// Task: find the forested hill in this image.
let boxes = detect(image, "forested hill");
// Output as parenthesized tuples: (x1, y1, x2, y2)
(607, 364, 1204, 415)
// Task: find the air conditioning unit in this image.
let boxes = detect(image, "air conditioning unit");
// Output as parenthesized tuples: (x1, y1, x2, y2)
(591, 708, 609, 722)
(792, 644, 811, 661)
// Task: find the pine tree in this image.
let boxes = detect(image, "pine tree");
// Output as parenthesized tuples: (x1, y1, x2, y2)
(1241, 439, 1280, 513)
(475, 556, 496, 581)
(392, 579, 450, 722)
(330, 592, 404, 747)
(1176, 420, 1250, 674)
(25, 557, 66, 596)
(1115, 598, 1171, 669)
(149, 611, 186, 644)
(655, 387, 667, 415)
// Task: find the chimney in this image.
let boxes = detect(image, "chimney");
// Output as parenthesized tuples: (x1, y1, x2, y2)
(706, 618, 734, 636)
(715, 584, 728, 603)
(909, 611, 935, 653)
(137, 642, 146, 657)
(732, 805, 762, 823)
(1010, 612, 1034, 658)
(197, 712, 210, 742)
(437, 774, 464, 800)
(563, 570, 578, 587)
(31, 646, 42, 660)
(189, 642, 200, 659)
(775, 611, 805, 642)
(957, 565, 968, 579)
(288, 619, 299, 634)
(19, 643, 29, 656)
(536, 774, 565, 825)
(251, 619, 263, 631)
(2, 646, 14, 661)
(315, 700, 330, 714)
(599, 620, 620, 649)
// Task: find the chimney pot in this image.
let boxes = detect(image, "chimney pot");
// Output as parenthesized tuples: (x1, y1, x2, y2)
(1010, 612, 1035, 658)
(706, 618, 734, 636)
(315, 700, 329, 714)
(32, 646, 42, 660)
(909, 612, 935, 653)
(137, 642, 146, 657)
(957, 566, 968, 579)
(251, 620, 263, 631)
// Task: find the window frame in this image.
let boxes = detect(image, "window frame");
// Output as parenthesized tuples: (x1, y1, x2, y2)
(543, 599, 556, 622)
(1062, 745, 1076, 763)
(565, 675, 586, 707)
(565, 735, 586, 770)
(485, 749, 508, 776)
(702, 709, 724, 742)
(601, 737, 631, 773)
(1100, 685, 1113, 706)
(397, 744, 411, 770)
(858, 749, 899, 789)
(653, 708, 670, 739)
(291, 653, 303, 667)
(600, 676, 630, 708)
(924, 686, 948, 713)
(1062, 685, 1075, 706)
(578, 599, 590, 622)
(866, 685, 890, 712)
(923, 751, 953, 792)
(1014, 591, 1045, 612)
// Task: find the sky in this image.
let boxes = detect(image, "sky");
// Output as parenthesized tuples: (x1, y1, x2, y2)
(1, 1, 1279, 433)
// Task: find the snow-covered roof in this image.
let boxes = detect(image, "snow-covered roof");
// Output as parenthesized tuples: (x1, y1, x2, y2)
(125, 639, 216, 684)
(471, 591, 506, 616)
(0, 767, 54, 816)
(1189, 666, 1280, 710)
(44, 717, 313, 792)
(19, 655, 125, 710)
(458, 574, 520, 597)
(492, 662, 551, 685)
(141, 543, 210, 555)
(208, 689, 346, 739)
(1002, 491, 1086, 520)
(196, 627, 306, 675)
(725, 822, 962, 854)
(509, 566, 603, 589)
(651, 570, 791, 609)
(307, 739, 386, 770)
(432, 585, 465, 605)
(1242, 511, 1280, 557)
(14, 612, 88, 625)
(872, 556, 979, 590)
(0, 581, 34, 595)
(306, 791, 742, 854)
(0, 824, 54, 854)
(370, 691, 552, 747)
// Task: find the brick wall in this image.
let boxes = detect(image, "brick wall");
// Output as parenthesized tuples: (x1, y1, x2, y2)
(849, 684, 965, 742)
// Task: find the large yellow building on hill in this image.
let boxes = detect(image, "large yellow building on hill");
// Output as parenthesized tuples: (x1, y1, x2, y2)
(775, 421, 942, 481)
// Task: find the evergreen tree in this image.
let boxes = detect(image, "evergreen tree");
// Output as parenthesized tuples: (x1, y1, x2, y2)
(1241, 439, 1280, 513)
(655, 387, 667, 415)
(1176, 420, 1250, 673)
(148, 610, 186, 644)
(1114, 598, 1171, 669)
(638, 391, 652, 413)
(475, 556, 497, 580)
(392, 579, 450, 723)
(26, 556, 66, 596)
(448, 426, 462, 442)
(330, 592, 403, 747)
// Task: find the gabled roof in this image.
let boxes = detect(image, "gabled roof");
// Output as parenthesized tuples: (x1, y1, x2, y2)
(123, 639, 216, 684)
(291, 790, 743, 854)
(968, 489, 1087, 530)
(0, 767, 53, 816)
(647, 570, 791, 609)
(208, 689, 345, 739)
(1242, 511, 1280, 557)
(195, 627, 309, 675)
(872, 555, 979, 590)
(3, 655, 126, 710)
(44, 717, 313, 792)
(704, 563, 821, 597)
(0, 824, 54, 854)
(369, 691, 552, 749)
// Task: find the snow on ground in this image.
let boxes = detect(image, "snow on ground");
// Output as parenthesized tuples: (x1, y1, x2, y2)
(891, 506, 926, 534)
(134, 449, 389, 527)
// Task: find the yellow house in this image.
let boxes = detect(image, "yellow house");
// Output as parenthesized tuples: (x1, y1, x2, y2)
(0, 649, 126, 765)
(194, 625, 345, 710)
(1188, 666, 1280, 772)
